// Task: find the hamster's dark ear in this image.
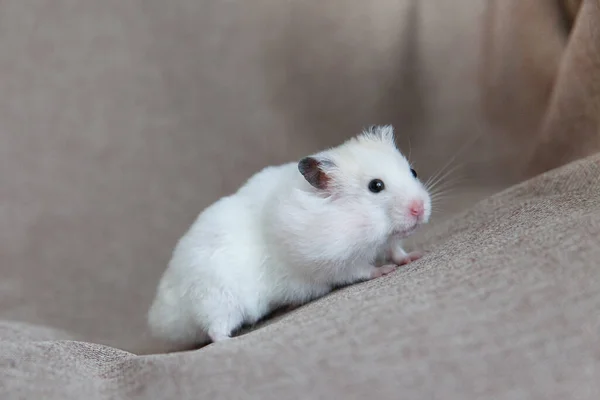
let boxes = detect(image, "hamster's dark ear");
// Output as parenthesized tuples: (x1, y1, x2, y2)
(298, 157, 334, 190)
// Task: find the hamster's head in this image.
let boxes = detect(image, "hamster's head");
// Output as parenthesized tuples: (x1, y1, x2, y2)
(298, 125, 431, 241)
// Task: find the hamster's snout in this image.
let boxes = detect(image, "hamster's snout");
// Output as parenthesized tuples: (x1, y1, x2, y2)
(408, 199, 425, 218)
(405, 197, 430, 224)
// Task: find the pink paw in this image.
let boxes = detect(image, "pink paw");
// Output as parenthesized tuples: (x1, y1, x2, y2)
(371, 264, 398, 279)
(395, 251, 423, 266)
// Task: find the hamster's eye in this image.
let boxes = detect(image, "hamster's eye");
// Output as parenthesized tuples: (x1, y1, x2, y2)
(410, 168, 417, 178)
(368, 179, 385, 193)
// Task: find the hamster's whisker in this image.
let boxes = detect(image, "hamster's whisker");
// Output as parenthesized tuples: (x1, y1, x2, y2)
(431, 195, 457, 205)
(426, 160, 465, 190)
(424, 133, 481, 189)
(430, 191, 456, 200)
(429, 176, 471, 205)
(429, 176, 467, 196)
(427, 170, 461, 193)
(431, 195, 455, 205)
(430, 184, 459, 195)
(429, 176, 478, 211)
(430, 205, 446, 214)
(426, 164, 464, 193)
(429, 186, 466, 205)
(431, 194, 455, 204)
(427, 163, 469, 190)
(425, 150, 464, 187)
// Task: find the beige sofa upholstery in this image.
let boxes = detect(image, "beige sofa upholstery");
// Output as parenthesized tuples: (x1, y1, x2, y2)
(1, 0, 599, 398)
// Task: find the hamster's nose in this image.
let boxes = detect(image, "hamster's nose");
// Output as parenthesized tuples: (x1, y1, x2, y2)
(409, 200, 425, 217)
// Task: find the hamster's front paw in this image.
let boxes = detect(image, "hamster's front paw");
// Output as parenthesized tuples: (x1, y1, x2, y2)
(371, 264, 398, 279)
(393, 251, 423, 266)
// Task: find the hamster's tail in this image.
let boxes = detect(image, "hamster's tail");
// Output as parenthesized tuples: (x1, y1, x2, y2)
(146, 293, 211, 352)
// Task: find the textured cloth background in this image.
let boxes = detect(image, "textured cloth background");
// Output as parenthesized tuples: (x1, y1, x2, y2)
(1, 0, 599, 398)
(2, 153, 599, 400)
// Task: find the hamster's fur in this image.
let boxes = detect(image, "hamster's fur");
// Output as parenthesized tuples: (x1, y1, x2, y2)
(147, 125, 431, 348)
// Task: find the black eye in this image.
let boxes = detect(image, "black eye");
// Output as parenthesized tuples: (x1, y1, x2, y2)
(410, 168, 417, 178)
(368, 179, 385, 193)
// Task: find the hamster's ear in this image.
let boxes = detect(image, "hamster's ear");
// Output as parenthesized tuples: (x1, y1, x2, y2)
(298, 156, 334, 190)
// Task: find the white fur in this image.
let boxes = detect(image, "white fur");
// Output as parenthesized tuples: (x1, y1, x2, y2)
(147, 125, 431, 348)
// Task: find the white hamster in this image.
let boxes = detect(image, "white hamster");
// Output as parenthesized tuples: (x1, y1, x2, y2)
(147, 125, 431, 348)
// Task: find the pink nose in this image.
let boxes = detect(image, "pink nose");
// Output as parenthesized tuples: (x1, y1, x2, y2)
(409, 200, 424, 217)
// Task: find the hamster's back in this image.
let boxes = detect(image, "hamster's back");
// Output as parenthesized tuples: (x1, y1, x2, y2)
(147, 162, 298, 347)
(236, 162, 299, 207)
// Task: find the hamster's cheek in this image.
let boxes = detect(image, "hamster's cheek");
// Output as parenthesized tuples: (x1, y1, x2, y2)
(342, 202, 389, 240)
(349, 213, 373, 233)
(367, 208, 392, 238)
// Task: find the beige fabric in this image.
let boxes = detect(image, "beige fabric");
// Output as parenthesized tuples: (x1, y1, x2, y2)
(1, 0, 600, 398)
(527, 0, 600, 175)
(3, 154, 600, 399)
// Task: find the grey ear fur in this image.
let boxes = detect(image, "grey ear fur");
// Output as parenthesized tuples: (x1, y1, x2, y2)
(298, 156, 334, 190)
